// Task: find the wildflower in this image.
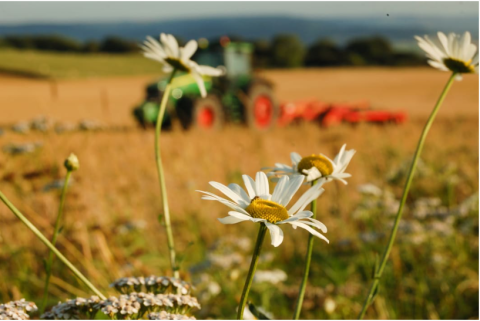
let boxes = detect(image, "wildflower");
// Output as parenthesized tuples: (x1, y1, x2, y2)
(141, 33, 224, 97)
(415, 31, 478, 78)
(64, 153, 79, 171)
(198, 172, 328, 247)
(254, 269, 287, 284)
(148, 311, 196, 320)
(109, 276, 192, 295)
(0, 299, 37, 320)
(266, 144, 356, 184)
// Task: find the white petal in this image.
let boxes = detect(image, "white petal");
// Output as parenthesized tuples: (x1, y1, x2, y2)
(305, 218, 328, 233)
(160, 33, 173, 57)
(209, 181, 248, 207)
(448, 33, 457, 58)
(196, 65, 224, 76)
(273, 163, 294, 171)
(265, 222, 284, 247)
(288, 184, 324, 215)
(163, 65, 174, 73)
(197, 190, 249, 214)
(227, 211, 255, 221)
(437, 32, 450, 56)
(191, 70, 207, 98)
(467, 45, 478, 62)
(278, 175, 304, 206)
(143, 52, 166, 64)
(255, 172, 270, 197)
(424, 35, 446, 58)
(302, 167, 322, 182)
(242, 175, 257, 199)
(289, 221, 329, 243)
(218, 215, 249, 224)
(181, 40, 198, 60)
(293, 218, 328, 233)
(336, 148, 356, 174)
(290, 152, 302, 165)
(460, 31, 471, 61)
(271, 175, 289, 203)
(333, 144, 346, 164)
(167, 34, 180, 58)
(228, 183, 250, 205)
(144, 36, 167, 58)
(427, 60, 449, 71)
(277, 210, 313, 224)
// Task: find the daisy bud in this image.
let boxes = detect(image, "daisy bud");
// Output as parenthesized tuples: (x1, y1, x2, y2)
(64, 153, 80, 171)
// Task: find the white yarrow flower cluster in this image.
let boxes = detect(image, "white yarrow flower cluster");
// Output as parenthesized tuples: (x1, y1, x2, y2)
(141, 33, 224, 97)
(415, 31, 478, 78)
(266, 144, 356, 184)
(0, 299, 37, 320)
(198, 172, 328, 247)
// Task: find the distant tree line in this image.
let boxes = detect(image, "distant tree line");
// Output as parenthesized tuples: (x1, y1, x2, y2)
(0, 33, 425, 67)
(0, 35, 139, 53)
(253, 34, 425, 67)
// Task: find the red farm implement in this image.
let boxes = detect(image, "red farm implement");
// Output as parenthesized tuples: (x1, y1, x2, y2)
(277, 99, 407, 127)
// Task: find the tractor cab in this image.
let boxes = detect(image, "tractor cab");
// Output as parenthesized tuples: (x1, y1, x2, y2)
(133, 41, 278, 130)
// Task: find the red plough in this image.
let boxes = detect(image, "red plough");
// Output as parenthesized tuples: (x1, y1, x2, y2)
(277, 99, 407, 127)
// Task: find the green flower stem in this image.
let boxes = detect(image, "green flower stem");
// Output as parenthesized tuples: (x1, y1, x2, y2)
(0, 190, 106, 299)
(237, 224, 268, 320)
(358, 72, 457, 319)
(293, 180, 318, 319)
(154, 69, 179, 279)
(41, 170, 72, 313)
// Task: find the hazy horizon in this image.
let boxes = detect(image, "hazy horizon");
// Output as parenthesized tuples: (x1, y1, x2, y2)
(0, 1, 478, 25)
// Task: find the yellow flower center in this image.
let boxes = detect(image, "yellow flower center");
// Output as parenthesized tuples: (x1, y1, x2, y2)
(297, 154, 334, 176)
(164, 57, 190, 72)
(443, 58, 475, 73)
(245, 197, 289, 223)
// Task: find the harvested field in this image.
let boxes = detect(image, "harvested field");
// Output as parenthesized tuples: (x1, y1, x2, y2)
(0, 67, 478, 126)
(0, 67, 478, 319)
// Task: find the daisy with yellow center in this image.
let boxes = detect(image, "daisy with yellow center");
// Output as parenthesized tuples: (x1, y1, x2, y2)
(141, 33, 224, 97)
(266, 144, 356, 184)
(415, 31, 478, 79)
(197, 172, 328, 247)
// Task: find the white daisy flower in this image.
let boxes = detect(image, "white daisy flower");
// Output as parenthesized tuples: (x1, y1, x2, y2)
(141, 33, 224, 97)
(197, 172, 328, 247)
(415, 31, 478, 78)
(266, 144, 356, 184)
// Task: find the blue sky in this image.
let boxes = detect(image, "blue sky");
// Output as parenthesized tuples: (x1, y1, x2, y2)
(0, 1, 478, 24)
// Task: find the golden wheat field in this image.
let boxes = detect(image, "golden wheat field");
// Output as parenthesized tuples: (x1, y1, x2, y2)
(0, 68, 478, 319)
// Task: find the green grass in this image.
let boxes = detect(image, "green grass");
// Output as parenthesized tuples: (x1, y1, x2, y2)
(0, 49, 162, 79)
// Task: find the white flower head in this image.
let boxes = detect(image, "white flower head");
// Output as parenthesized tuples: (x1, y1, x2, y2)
(415, 31, 478, 78)
(141, 33, 224, 97)
(197, 172, 328, 247)
(266, 144, 356, 184)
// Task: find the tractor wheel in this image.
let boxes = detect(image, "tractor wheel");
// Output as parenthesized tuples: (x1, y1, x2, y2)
(193, 95, 225, 130)
(246, 84, 278, 130)
(176, 97, 194, 130)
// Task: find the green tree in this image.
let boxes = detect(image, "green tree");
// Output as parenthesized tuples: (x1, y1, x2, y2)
(305, 38, 343, 66)
(271, 34, 305, 68)
(99, 36, 138, 53)
(345, 36, 393, 65)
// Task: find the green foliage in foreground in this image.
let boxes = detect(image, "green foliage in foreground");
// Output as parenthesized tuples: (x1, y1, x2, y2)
(0, 49, 162, 79)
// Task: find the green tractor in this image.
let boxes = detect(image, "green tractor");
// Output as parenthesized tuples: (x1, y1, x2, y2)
(133, 42, 279, 130)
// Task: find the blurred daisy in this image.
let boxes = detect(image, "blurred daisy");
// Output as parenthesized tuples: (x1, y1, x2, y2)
(198, 172, 328, 247)
(141, 33, 224, 97)
(266, 144, 356, 184)
(415, 31, 478, 77)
